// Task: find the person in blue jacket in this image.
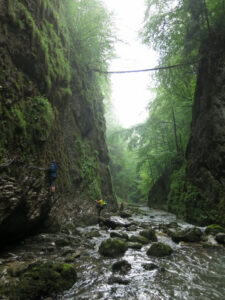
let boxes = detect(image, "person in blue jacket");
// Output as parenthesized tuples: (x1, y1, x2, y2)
(50, 161, 58, 194)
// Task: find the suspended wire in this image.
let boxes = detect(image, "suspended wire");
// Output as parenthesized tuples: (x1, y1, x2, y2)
(93, 61, 198, 74)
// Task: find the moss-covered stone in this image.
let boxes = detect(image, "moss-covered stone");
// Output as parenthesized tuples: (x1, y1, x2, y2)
(1, 261, 77, 300)
(112, 260, 131, 274)
(205, 224, 225, 235)
(146, 242, 173, 257)
(171, 227, 202, 243)
(139, 229, 157, 242)
(128, 235, 149, 245)
(99, 238, 128, 257)
(127, 242, 142, 250)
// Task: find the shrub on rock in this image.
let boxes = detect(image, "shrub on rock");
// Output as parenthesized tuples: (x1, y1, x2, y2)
(99, 238, 128, 257)
(147, 242, 173, 257)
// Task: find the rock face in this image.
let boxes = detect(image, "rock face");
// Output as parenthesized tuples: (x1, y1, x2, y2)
(0, 0, 117, 244)
(185, 37, 225, 226)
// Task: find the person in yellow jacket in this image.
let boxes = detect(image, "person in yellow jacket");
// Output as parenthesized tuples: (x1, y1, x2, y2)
(95, 199, 107, 217)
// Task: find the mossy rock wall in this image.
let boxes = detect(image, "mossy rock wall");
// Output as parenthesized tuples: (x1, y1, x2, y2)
(0, 0, 117, 243)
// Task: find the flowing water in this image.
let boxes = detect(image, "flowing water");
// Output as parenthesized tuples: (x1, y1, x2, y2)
(58, 207, 225, 300)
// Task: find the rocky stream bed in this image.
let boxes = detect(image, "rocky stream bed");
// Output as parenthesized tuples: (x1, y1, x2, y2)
(0, 206, 225, 300)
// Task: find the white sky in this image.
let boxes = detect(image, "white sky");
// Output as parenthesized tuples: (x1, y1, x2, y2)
(103, 0, 158, 128)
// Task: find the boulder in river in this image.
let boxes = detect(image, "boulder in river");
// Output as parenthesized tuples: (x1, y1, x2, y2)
(110, 232, 129, 240)
(112, 260, 131, 274)
(127, 242, 143, 250)
(99, 217, 131, 229)
(108, 276, 130, 285)
(119, 211, 132, 218)
(2, 261, 77, 300)
(99, 238, 128, 257)
(85, 230, 101, 239)
(128, 235, 149, 245)
(142, 263, 159, 271)
(147, 242, 173, 257)
(215, 233, 225, 244)
(171, 227, 202, 243)
(139, 229, 157, 242)
(205, 224, 225, 235)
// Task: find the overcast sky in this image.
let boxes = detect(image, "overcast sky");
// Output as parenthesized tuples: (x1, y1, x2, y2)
(103, 0, 158, 128)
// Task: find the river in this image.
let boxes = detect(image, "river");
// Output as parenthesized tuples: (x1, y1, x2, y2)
(58, 207, 225, 300)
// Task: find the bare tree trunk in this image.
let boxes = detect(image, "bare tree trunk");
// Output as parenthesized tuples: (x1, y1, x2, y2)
(203, 0, 211, 36)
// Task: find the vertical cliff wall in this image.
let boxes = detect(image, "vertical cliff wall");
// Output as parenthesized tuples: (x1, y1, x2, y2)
(185, 36, 225, 226)
(0, 0, 117, 243)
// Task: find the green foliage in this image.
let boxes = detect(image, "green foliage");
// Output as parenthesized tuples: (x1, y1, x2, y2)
(74, 137, 102, 200)
(106, 124, 140, 204)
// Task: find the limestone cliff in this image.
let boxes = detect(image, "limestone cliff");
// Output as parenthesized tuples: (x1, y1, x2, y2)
(185, 36, 225, 226)
(0, 0, 117, 244)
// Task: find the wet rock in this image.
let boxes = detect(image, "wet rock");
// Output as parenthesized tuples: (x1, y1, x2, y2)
(64, 251, 81, 263)
(205, 224, 225, 235)
(99, 217, 131, 229)
(110, 232, 129, 240)
(147, 242, 173, 257)
(108, 276, 130, 285)
(128, 235, 149, 245)
(1, 261, 77, 300)
(127, 242, 142, 250)
(55, 237, 70, 247)
(99, 238, 128, 257)
(168, 222, 179, 228)
(119, 211, 132, 218)
(112, 260, 131, 274)
(85, 230, 101, 239)
(171, 227, 202, 243)
(215, 233, 225, 244)
(139, 229, 157, 242)
(142, 263, 159, 271)
(7, 262, 29, 277)
(126, 225, 137, 231)
(61, 247, 74, 256)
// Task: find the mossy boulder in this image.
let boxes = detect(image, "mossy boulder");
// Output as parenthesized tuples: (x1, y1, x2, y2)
(112, 260, 131, 274)
(119, 211, 132, 218)
(171, 227, 202, 243)
(110, 232, 129, 240)
(99, 238, 128, 257)
(147, 243, 173, 257)
(215, 233, 225, 244)
(142, 263, 159, 271)
(205, 224, 225, 235)
(139, 229, 157, 242)
(128, 235, 149, 245)
(2, 261, 77, 300)
(127, 242, 142, 250)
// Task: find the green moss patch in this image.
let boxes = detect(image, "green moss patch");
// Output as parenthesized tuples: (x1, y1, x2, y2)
(1, 261, 77, 300)
(147, 242, 173, 257)
(205, 224, 225, 235)
(99, 238, 128, 257)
